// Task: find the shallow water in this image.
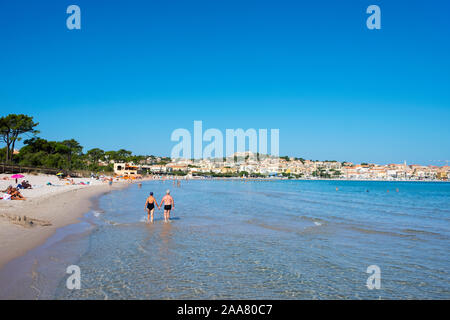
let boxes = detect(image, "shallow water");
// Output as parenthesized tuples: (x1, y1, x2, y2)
(1, 180, 449, 299)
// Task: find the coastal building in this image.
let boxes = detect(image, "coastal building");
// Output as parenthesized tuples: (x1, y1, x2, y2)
(222, 167, 238, 174)
(165, 155, 448, 181)
(368, 167, 387, 179)
(436, 166, 449, 180)
(148, 165, 167, 173)
(113, 163, 138, 176)
(166, 164, 189, 173)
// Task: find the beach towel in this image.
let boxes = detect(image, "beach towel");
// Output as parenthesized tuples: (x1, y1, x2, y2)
(2, 194, 11, 201)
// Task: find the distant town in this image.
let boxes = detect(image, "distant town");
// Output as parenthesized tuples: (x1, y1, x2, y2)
(112, 152, 450, 181)
(2, 114, 448, 181)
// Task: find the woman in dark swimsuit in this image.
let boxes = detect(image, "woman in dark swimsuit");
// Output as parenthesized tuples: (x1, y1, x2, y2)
(145, 192, 159, 223)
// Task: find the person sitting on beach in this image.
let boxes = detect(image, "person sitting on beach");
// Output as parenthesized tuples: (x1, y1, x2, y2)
(159, 189, 174, 223)
(21, 180, 32, 189)
(145, 192, 159, 223)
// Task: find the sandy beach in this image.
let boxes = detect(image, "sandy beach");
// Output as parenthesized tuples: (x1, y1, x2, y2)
(0, 174, 130, 268)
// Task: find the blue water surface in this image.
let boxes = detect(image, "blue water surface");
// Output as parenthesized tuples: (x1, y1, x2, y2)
(49, 180, 450, 299)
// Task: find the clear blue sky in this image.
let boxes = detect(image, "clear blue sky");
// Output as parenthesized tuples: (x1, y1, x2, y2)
(1, 0, 449, 165)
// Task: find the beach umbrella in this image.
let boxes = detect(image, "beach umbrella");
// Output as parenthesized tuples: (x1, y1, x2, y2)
(11, 174, 25, 179)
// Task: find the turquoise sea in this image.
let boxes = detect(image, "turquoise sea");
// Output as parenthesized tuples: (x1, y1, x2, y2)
(1, 180, 449, 299)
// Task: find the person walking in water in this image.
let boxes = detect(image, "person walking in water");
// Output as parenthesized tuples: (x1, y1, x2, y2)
(159, 189, 174, 222)
(145, 192, 159, 223)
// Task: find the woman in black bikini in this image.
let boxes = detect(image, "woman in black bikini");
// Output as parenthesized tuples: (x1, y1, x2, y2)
(145, 192, 159, 223)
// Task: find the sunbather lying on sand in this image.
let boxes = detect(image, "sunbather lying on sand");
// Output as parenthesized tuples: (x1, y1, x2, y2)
(7, 187, 26, 200)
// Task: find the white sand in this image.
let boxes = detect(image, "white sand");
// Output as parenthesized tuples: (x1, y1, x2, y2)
(0, 173, 106, 202)
(0, 173, 131, 268)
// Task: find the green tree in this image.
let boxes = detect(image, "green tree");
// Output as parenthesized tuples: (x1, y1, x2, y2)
(0, 147, 6, 162)
(105, 149, 132, 162)
(0, 114, 39, 163)
(104, 151, 118, 162)
(60, 139, 83, 169)
(86, 148, 105, 165)
(18, 138, 71, 168)
(239, 171, 249, 177)
(20, 137, 59, 155)
(116, 149, 132, 162)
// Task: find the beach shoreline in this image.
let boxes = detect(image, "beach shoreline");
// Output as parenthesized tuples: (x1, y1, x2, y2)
(0, 176, 132, 269)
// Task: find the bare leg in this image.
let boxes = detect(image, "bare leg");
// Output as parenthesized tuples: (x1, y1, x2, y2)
(164, 210, 168, 222)
(147, 209, 150, 222)
(150, 209, 154, 223)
